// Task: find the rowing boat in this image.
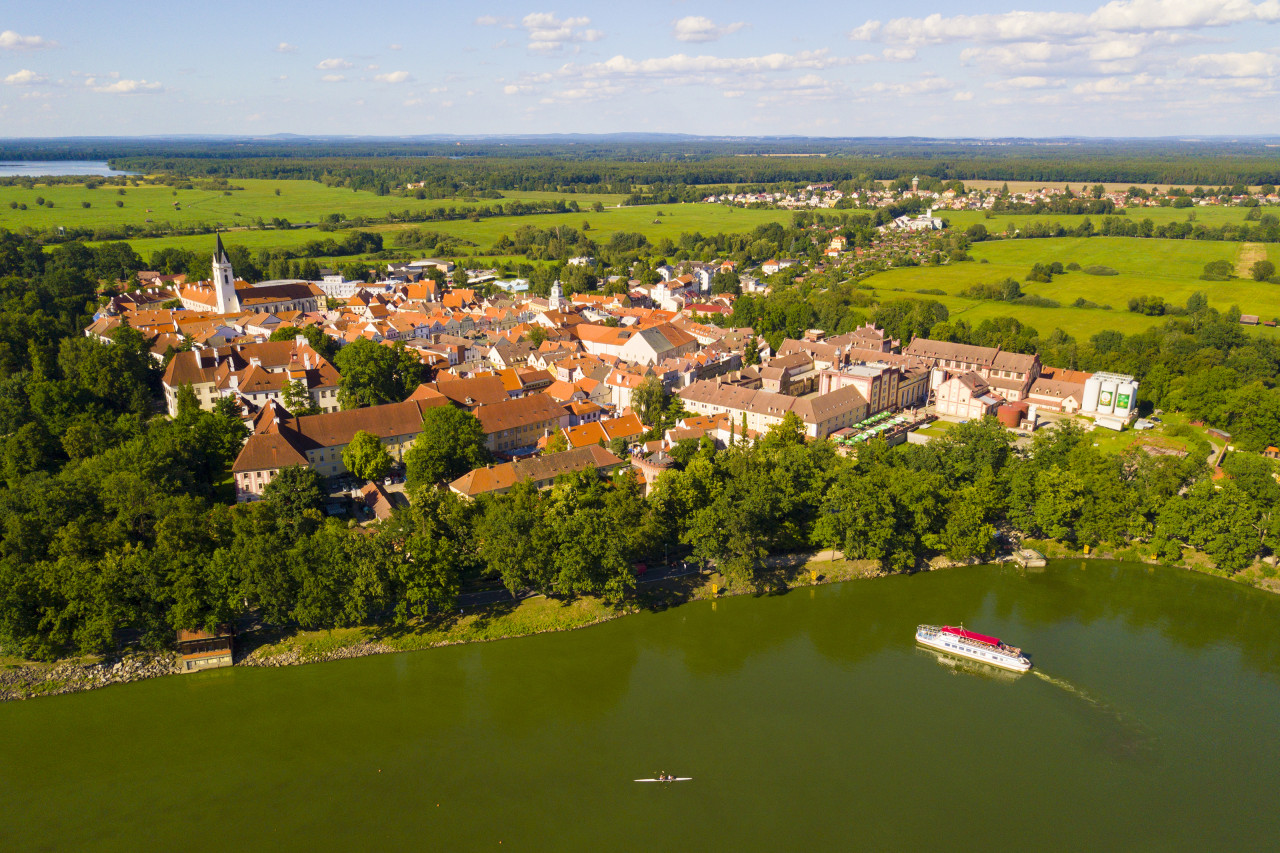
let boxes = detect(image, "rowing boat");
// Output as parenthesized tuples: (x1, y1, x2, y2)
(634, 777, 692, 782)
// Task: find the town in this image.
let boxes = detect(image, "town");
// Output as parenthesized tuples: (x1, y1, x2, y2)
(82, 235, 1163, 532)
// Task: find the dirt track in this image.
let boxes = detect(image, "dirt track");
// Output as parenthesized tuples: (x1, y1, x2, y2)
(1237, 243, 1266, 277)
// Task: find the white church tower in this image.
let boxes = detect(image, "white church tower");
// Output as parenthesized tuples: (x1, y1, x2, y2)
(213, 233, 239, 314)
(549, 279, 562, 311)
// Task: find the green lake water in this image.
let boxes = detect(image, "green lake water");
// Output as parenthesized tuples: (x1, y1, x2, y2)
(4, 560, 1280, 852)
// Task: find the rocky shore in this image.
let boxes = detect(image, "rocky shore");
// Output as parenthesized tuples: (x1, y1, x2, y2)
(0, 652, 179, 702)
(238, 639, 396, 667)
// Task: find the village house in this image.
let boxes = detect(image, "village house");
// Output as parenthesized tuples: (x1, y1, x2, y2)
(903, 338, 1041, 402)
(474, 393, 572, 456)
(678, 380, 869, 439)
(934, 371, 1003, 420)
(449, 445, 626, 499)
(231, 397, 449, 500)
(560, 412, 646, 450)
(161, 340, 341, 417)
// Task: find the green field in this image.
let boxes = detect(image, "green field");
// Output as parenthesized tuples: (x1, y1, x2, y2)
(943, 204, 1265, 234)
(0, 178, 627, 233)
(866, 236, 1280, 340)
(87, 201, 793, 262)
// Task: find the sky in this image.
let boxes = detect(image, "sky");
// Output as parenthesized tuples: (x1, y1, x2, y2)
(2, 0, 1279, 138)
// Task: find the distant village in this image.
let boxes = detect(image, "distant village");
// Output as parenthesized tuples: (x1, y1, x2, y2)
(705, 176, 1280, 212)
(85, 235, 1146, 519)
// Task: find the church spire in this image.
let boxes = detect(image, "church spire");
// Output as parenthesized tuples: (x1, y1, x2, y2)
(212, 234, 238, 314)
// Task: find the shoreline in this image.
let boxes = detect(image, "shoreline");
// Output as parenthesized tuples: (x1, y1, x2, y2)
(2, 549, 1273, 702)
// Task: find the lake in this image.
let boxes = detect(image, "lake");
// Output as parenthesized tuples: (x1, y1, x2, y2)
(0, 160, 137, 177)
(3, 560, 1278, 851)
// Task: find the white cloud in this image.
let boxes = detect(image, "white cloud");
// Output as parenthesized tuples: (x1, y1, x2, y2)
(672, 16, 745, 43)
(90, 78, 163, 94)
(321, 74, 346, 83)
(0, 30, 57, 50)
(851, 0, 1280, 46)
(520, 12, 603, 53)
(275, 42, 297, 54)
(390, 43, 403, 50)
(989, 75, 1059, 89)
(560, 49, 849, 79)
(1183, 50, 1278, 77)
(316, 58, 352, 70)
(475, 14, 516, 28)
(4, 69, 48, 85)
(375, 71, 411, 84)
(862, 75, 954, 97)
(953, 91, 975, 101)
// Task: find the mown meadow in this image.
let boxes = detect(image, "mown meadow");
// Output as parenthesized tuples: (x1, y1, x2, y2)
(865, 236, 1280, 340)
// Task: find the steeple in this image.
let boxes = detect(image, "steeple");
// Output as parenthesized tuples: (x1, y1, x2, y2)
(549, 279, 562, 311)
(212, 233, 239, 314)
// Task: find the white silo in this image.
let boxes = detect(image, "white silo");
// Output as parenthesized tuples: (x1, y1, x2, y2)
(1027, 403, 1039, 425)
(930, 368, 947, 390)
(1115, 381, 1137, 418)
(1083, 376, 1101, 413)
(1097, 379, 1117, 415)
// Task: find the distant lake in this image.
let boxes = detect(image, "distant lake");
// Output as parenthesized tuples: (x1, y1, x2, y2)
(0, 160, 138, 177)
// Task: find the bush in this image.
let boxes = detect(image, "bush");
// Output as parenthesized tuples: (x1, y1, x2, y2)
(1127, 295, 1167, 316)
(1250, 260, 1275, 282)
(960, 278, 1022, 301)
(1066, 262, 1082, 271)
(1016, 295, 1061, 308)
(1025, 263, 1055, 283)
(1082, 265, 1118, 276)
(1200, 259, 1234, 281)
(915, 288, 946, 295)
(1071, 297, 1111, 309)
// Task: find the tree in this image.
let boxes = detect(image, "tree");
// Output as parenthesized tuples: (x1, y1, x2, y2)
(404, 406, 490, 489)
(342, 430, 392, 482)
(262, 465, 325, 521)
(332, 338, 424, 409)
(526, 325, 548, 347)
(544, 431, 568, 454)
(630, 376, 667, 427)
(269, 324, 337, 361)
(283, 379, 320, 416)
(743, 336, 760, 365)
(1251, 259, 1275, 282)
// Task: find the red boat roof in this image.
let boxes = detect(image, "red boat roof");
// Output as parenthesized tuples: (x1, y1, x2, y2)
(942, 626, 1001, 647)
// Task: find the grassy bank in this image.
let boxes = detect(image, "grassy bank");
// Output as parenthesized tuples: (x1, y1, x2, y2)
(240, 553, 883, 665)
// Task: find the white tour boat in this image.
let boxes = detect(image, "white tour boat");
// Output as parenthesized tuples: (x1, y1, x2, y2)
(915, 624, 1032, 672)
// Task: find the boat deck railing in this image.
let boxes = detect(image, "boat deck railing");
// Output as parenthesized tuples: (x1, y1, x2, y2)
(917, 626, 1028, 663)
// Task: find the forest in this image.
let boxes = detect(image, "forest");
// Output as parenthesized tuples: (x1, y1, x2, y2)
(6, 136, 1279, 194)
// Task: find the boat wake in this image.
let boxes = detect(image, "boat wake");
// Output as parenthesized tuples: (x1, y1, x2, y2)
(1031, 670, 1158, 763)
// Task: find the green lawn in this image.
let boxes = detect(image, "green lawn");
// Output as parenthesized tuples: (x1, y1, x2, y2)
(0, 178, 627, 233)
(1082, 411, 1217, 458)
(866, 236, 1280, 340)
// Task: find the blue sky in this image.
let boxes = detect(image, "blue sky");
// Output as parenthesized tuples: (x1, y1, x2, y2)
(2, 0, 1279, 137)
